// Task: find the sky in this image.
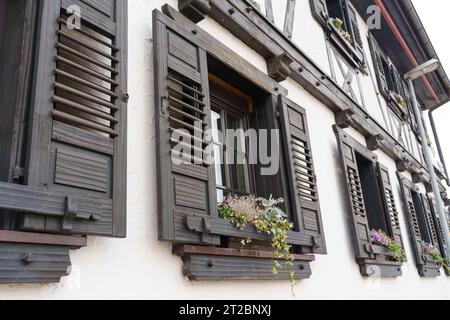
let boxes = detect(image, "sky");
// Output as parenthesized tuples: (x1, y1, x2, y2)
(412, 0, 450, 177)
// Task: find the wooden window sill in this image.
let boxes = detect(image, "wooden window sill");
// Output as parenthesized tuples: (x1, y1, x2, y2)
(174, 245, 314, 281)
(357, 259, 403, 277)
(327, 22, 362, 68)
(0, 230, 87, 248)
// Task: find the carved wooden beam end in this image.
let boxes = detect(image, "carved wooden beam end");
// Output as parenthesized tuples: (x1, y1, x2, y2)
(367, 134, 384, 151)
(268, 53, 293, 82)
(335, 109, 356, 129)
(179, 0, 211, 23)
(396, 157, 413, 173)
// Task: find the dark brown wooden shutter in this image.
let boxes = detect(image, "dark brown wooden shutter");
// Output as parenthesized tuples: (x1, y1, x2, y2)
(391, 66, 404, 97)
(429, 196, 449, 271)
(334, 126, 372, 259)
(398, 175, 441, 277)
(376, 164, 404, 248)
(278, 96, 326, 254)
(310, 0, 328, 26)
(421, 194, 440, 248)
(18, 0, 128, 237)
(347, 5, 364, 63)
(153, 8, 220, 245)
(368, 33, 389, 99)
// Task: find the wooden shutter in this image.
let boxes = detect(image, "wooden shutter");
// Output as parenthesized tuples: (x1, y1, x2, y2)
(421, 194, 440, 248)
(368, 33, 389, 99)
(18, 0, 128, 237)
(398, 175, 441, 277)
(391, 66, 405, 97)
(153, 8, 220, 245)
(279, 96, 326, 254)
(347, 5, 364, 63)
(334, 126, 372, 259)
(310, 0, 328, 27)
(429, 196, 449, 271)
(376, 164, 404, 248)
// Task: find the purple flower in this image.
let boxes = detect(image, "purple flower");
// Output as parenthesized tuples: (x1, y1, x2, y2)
(423, 242, 437, 255)
(370, 230, 390, 246)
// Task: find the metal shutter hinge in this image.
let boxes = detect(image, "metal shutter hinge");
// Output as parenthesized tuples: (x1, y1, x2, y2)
(12, 166, 25, 181)
(121, 92, 130, 103)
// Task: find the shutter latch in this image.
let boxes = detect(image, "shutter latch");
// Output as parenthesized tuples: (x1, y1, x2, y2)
(63, 196, 103, 231)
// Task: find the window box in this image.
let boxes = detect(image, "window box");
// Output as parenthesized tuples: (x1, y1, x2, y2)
(174, 245, 314, 281)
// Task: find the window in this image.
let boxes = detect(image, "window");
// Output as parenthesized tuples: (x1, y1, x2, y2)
(334, 126, 406, 277)
(210, 80, 253, 201)
(311, 0, 365, 67)
(0, 0, 128, 283)
(398, 175, 449, 277)
(369, 33, 415, 120)
(154, 7, 327, 281)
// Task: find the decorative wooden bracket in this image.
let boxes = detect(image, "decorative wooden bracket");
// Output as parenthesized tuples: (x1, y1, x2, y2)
(63, 196, 103, 231)
(267, 53, 293, 82)
(179, 0, 211, 23)
(411, 170, 432, 192)
(396, 157, 413, 173)
(185, 216, 219, 245)
(367, 134, 384, 151)
(443, 196, 450, 207)
(335, 108, 355, 128)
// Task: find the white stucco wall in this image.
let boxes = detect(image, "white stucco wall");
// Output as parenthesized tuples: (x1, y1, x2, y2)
(0, 0, 449, 300)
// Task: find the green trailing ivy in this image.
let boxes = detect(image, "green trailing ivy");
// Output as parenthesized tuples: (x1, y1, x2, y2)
(218, 195, 296, 291)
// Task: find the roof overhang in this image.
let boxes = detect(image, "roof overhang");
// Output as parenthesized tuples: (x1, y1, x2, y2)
(352, 0, 450, 110)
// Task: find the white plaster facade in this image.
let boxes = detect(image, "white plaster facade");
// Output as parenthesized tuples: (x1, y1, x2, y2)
(0, 0, 449, 300)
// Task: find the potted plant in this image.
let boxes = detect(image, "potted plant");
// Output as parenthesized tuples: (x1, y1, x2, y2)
(395, 94, 408, 110)
(370, 230, 407, 262)
(218, 195, 296, 289)
(330, 18, 352, 44)
(423, 242, 450, 273)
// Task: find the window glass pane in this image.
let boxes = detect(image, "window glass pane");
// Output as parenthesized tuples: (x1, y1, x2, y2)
(214, 144, 226, 188)
(211, 110, 222, 143)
